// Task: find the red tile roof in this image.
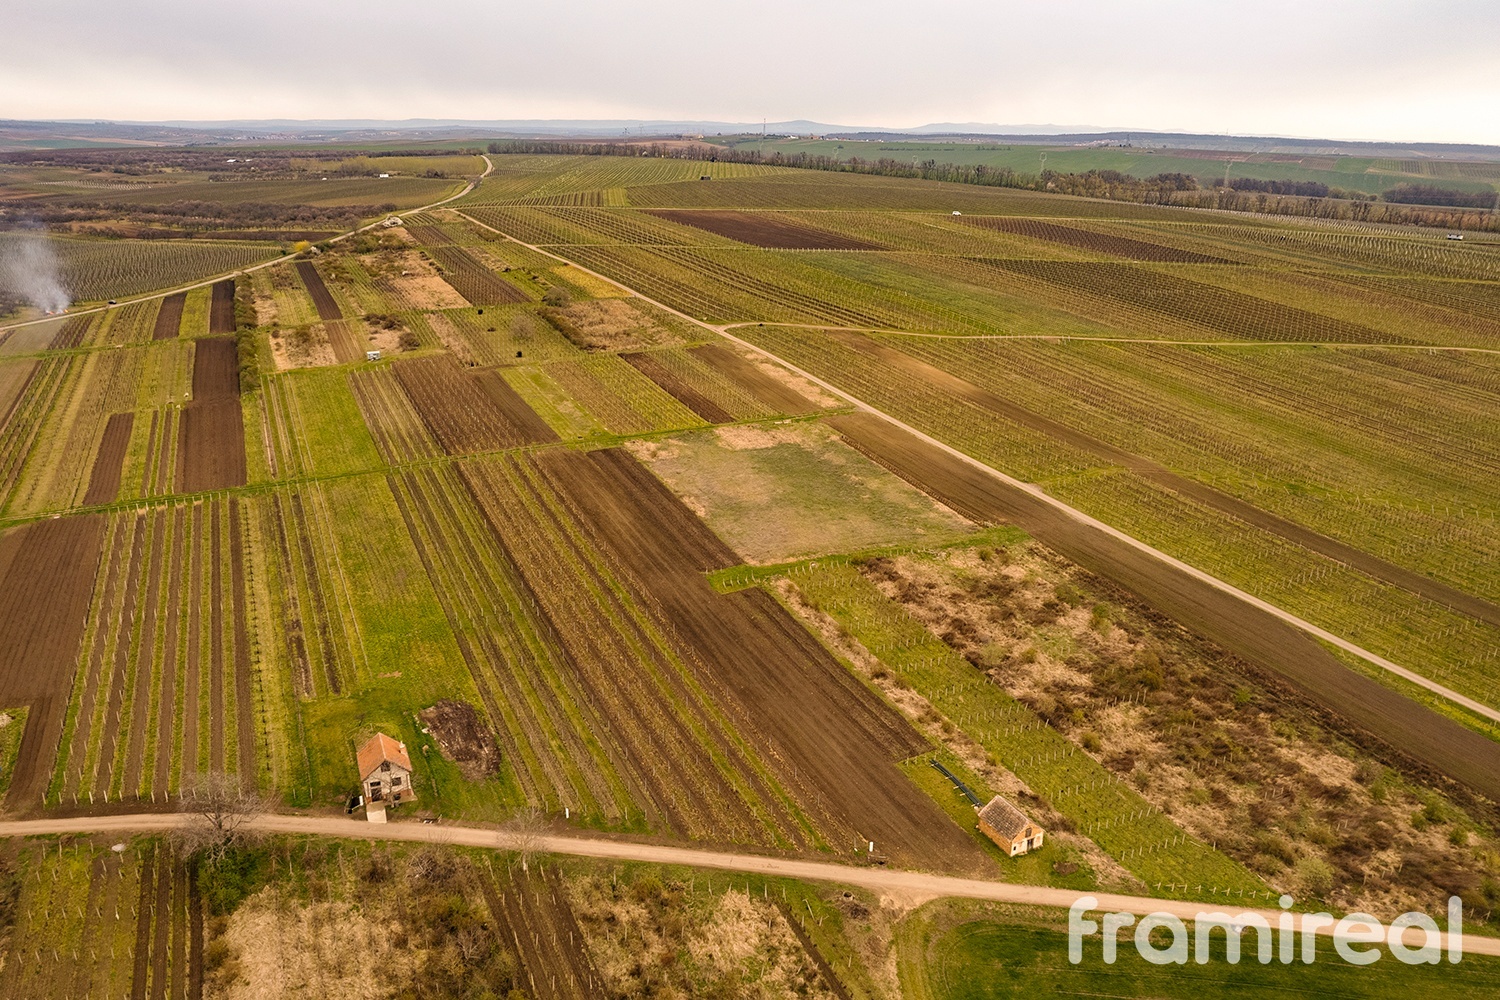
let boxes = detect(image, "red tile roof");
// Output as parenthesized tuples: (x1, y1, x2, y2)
(357, 732, 412, 779)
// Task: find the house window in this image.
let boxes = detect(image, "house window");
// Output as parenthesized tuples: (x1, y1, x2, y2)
(391, 776, 402, 787)
(381, 762, 391, 772)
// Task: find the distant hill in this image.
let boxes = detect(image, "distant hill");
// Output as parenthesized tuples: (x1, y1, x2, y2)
(3, 118, 1499, 161)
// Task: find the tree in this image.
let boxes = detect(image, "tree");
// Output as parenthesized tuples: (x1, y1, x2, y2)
(175, 772, 265, 862)
(503, 806, 548, 874)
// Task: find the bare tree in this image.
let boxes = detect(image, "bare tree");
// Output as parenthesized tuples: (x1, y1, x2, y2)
(503, 806, 548, 874)
(175, 772, 265, 861)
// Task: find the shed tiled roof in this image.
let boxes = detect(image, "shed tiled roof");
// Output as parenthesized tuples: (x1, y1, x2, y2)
(978, 795, 1032, 840)
(357, 733, 412, 779)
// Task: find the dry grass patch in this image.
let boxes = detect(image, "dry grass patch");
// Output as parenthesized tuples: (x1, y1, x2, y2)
(858, 543, 1500, 919)
(269, 324, 337, 370)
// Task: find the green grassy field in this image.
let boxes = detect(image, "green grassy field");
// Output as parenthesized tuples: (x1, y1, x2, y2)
(711, 136, 1500, 197)
(899, 900, 1500, 1000)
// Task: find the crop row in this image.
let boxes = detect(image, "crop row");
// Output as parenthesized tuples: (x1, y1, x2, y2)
(50, 498, 253, 806)
(389, 463, 638, 822)
(736, 325, 1099, 482)
(0, 233, 279, 303)
(894, 336, 1500, 602)
(465, 454, 808, 846)
(0, 840, 188, 1000)
(1048, 469, 1500, 713)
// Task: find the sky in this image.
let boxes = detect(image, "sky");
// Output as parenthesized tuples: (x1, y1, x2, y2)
(3, 1, 1498, 144)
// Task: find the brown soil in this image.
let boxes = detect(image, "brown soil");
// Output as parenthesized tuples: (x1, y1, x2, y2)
(48, 315, 91, 350)
(537, 446, 991, 874)
(392, 355, 556, 454)
(621, 352, 732, 422)
(84, 411, 133, 505)
(176, 338, 246, 492)
(190, 337, 240, 403)
(829, 330, 1500, 629)
(208, 279, 236, 335)
(646, 210, 883, 250)
(294, 261, 342, 321)
(426, 244, 528, 305)
(176, 401, 246, 492)
(826, 411, 1500, 803)
(152, 292, 186, 340)
(690, 342, 821, 415)
(963, 216, 1231, 263)
(0, 514, 106, 809)
(324, 319, 364, 364)
(419, 700, 502, 780)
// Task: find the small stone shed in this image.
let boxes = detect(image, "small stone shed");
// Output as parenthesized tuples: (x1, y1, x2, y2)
(977, 794, 1043, 856)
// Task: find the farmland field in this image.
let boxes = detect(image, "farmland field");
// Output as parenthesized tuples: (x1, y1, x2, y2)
(0, 144, 1497, 991)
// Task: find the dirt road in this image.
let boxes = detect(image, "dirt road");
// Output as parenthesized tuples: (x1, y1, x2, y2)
(0, 812, 1490, 957)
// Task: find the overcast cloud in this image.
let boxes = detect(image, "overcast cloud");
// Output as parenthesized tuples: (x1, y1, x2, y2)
(2, 1, 1496, 143)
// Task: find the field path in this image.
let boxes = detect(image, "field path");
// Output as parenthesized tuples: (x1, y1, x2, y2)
(451, 205, 1500, 729)
(723, 322, 1500, 356)
(0, 811, 1492, 957)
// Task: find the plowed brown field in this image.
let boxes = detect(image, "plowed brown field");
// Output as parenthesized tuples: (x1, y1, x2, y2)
(621, 352, 732, 423)
(645, 210, 882, 250)
(151, 292, 186, 340)
(393, 355, 557, 454)
(83, 411, 133, 505)
(208, 279, 236, 335)
(0, 514, 106, 808)
(294, 261, 343, 321)
(176, 338, 245, 492)
(690, 343, 819, 415)
(827, 411, 1500, 802)
(963, 216, 1231, 263)
(538, 447, 990, 873)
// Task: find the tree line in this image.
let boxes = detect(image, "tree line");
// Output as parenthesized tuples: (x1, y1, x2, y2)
(488, 140, 1500, 234)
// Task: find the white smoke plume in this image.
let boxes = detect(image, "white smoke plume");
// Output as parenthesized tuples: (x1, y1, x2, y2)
(0, 226, 71, 314)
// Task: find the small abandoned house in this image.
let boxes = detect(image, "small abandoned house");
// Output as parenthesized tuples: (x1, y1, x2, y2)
(358, 733, 415, 817)
(977, 794, 1043, 856)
